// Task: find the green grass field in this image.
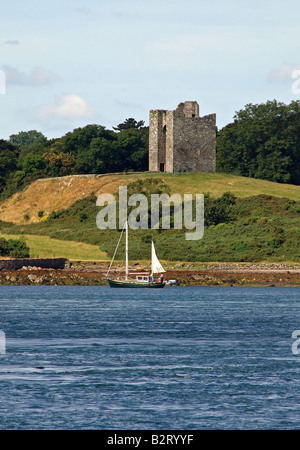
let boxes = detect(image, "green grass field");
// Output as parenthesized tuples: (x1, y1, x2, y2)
(163, 172, 300, 201)
(0, 233, 109, 261)
(99, 172, 300, 201)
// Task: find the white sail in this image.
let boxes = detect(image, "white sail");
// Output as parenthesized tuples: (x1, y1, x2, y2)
(151, 241, 166, 274)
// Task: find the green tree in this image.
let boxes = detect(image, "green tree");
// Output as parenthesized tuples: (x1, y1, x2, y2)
(9, 130, 47, 148)
(87, 137, 117, 173)
(0, 140, 19, 192)
(114, 128, 149, 172)
(45, 147, 76, 177)
(22, 153, 46, 176)
(0, 237, 10, 256)
(61, 124, 114, 158)
(0, 237, 30, 258)
(70, 123, 148, 174)
(5, 170, 26, 195)
(113, 118, 145, 131)
(216, 99, 300, 184)
(7, 238, 30, 258)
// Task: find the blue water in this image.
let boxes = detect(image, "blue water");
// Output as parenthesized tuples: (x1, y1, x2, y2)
(0, 285, 300, 430)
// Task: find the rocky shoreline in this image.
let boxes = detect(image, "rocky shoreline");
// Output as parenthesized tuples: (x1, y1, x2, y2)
(0, 262, 299, 287)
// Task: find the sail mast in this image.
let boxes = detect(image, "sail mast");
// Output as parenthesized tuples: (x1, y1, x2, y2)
(151, 241, 153, 278)
(125, 221, 129, 280)
(105, 223, 125, 278)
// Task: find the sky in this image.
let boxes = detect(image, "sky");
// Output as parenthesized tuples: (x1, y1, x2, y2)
(1, 0, 300, 140)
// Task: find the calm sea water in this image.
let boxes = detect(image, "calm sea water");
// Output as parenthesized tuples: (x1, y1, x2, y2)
(0, 285, 299, 430)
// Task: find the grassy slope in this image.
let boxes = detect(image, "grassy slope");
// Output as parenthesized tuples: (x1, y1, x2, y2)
(0, 172, 299, 224)
(0, 172, 299, 263)
(164, 172, 300, 200)
(0, 233, 108, 260)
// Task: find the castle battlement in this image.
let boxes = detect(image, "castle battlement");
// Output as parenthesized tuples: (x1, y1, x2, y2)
(149, 101, 216, 173)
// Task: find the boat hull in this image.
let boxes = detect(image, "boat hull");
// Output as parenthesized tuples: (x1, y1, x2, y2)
(107, 279, 165, 289)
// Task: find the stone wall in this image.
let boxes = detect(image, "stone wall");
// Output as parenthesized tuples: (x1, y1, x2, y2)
(0, 258, 69, 271)
(149, 110, 167, 172)
(149, 101, 216, 173)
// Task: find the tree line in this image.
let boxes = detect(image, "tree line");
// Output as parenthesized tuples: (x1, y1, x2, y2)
(0, 118, 149, 199)
(0, 99, 300, 201)
(216, 99, 300, 185)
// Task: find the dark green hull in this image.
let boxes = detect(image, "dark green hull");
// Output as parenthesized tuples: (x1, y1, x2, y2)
(107, 279, 165, 289)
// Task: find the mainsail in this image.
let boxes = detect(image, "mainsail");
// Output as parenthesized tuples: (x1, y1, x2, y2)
(151, 241, 166, 274)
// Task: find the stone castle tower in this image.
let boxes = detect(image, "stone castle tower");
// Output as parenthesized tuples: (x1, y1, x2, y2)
(149, 101, 216, 173)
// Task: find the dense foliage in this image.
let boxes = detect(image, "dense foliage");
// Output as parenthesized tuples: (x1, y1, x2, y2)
(216, 99, 300, 185)
(0, 237, 30, 258)
(1, 98, 300, 205)
(0, 119, 149, 200)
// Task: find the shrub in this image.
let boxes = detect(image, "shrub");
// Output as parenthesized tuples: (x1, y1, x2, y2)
(267, 236, 284, 249)
(228, 240, 250, 252)
(0, 237, 30, 258)
(204, 192, 237, 227)
(48, 210, 65, 220)
(0, 237, 10, 256)
(79, 212, 88, 222)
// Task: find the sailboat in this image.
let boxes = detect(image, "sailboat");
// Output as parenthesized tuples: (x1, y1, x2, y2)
(106, 221, 166, 288)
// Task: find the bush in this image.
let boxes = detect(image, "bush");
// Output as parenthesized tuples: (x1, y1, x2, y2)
(79, 212, 88, 222)
(0, 237, 30, 258)
(48, 210, 65, 220)
(268, 236, 285, 249)
(204, 192, 237, 227)
(0, 237, 10, 256)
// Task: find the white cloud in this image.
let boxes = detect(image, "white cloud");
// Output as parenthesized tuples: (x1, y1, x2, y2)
(37, 94, 96, 120)
(2, 66, 59, 86)
(268, 63, 300, 82)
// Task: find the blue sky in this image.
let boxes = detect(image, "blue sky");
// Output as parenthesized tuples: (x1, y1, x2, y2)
(1, 0, 300, 140)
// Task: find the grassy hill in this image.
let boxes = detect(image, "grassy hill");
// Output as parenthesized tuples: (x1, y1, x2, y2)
(0, 172, 299, 224)
(0, 172, 299, 263)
